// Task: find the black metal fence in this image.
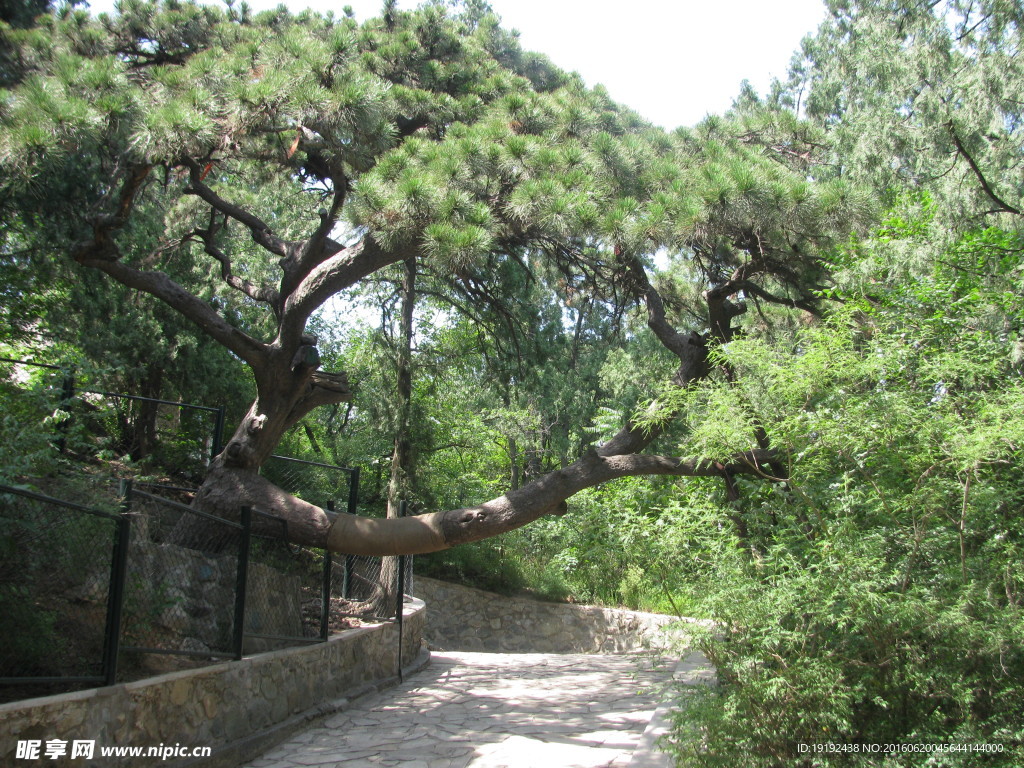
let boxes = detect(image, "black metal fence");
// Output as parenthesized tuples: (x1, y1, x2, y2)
(0, 485, 129, 697)
(0, 357, 224, 484)
(0, 481, 413, 704)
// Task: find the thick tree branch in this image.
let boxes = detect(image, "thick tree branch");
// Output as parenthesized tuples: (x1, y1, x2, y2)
(705, 283, 748, 342)
(281, 235, 416, 340)
(72, 162, 152, 260)
(947, 122, 1022, 216)
(280, 178, 350, 301)
(599, 450, 777, 479)
(323, 448, 779, 555)
(594, 251, 710, 458)
(302, 158, 347, 241)
(75, 256, 268, 367)
(281, 370, 354, 433)
(620, 253, 708, 378)
(182, 159, 293, 256)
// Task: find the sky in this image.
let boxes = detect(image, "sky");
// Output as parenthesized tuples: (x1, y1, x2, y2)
(86, 0, 829, 129)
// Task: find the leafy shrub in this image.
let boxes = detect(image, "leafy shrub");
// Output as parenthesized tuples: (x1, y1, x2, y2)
(662, 220, 1024, 765)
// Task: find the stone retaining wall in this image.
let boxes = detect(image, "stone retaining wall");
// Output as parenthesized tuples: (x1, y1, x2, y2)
(0, 598, 426, 767)
(111, 541, 304, 656)
(414, 577, 683, 653)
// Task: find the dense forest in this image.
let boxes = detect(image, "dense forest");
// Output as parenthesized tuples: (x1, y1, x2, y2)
(1, 0, 1022, 764)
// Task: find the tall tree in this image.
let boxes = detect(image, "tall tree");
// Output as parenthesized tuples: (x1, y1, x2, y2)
(779, 0, 1024, 225)
(0, 1, 868, 555)
(387, 256, 418, 519)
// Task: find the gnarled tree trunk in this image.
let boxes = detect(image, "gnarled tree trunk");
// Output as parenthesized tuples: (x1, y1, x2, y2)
(178, 259, 781, 558)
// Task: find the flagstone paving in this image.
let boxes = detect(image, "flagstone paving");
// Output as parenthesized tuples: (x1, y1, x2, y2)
(244, 651, 678, 768)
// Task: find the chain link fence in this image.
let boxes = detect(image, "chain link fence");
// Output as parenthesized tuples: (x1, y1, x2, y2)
(1, 481, 413, 704)
(118, 488, 245, 668)
(261, 454, 354, 509)
(245, 510, 328, 652)
(0, 485, 128, 704)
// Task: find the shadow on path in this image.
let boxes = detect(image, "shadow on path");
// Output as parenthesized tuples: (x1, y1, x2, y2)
(245, 651, 676, 768)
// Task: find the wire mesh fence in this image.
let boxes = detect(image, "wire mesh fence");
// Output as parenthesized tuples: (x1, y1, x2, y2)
(119, 488, 244, 664)
(0, 357, 224, 485)
(0, 485, 128, 704)
(0, 480, 414, 704)
(0, 358, 361, 502)
(261, 454, 356, 510)
(244, 510, 328, 652)
(254, 458, 413, 630)
(0, 359, 71, 475)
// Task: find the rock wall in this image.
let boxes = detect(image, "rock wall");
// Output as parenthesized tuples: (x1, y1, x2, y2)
(413, 576, 684, 654)
(0, 599, 426, 767)
(76, 540, 309, 657)
(120, 542, 306, 656)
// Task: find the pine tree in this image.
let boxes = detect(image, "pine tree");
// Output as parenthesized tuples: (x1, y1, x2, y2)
(778, 0, 1024, 226)
(0, 1, 869, 555)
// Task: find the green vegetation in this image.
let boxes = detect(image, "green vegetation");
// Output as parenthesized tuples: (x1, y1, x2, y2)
(662, 209, 1024, 764)
(1, 0, 1022, 763)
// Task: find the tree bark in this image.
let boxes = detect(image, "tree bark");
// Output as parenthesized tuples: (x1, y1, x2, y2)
(380, 256, 417, 613)
(387, 257, 417, 518)
(128, 364, 163, 462)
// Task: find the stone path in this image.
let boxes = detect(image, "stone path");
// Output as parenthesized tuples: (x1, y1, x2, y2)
(244, 651, 677, 768)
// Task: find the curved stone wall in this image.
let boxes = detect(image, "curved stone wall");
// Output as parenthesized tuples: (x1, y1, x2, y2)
(413, 577, 687, 654)
(0, 599, 426, 767)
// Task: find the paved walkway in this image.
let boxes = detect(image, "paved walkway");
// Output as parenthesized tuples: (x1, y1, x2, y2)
(245, 651, 678, 768)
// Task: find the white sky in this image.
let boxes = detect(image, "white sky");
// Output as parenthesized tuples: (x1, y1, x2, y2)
(86, 0, 828, 129)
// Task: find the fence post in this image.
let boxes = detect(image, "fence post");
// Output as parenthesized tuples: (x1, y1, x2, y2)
(321, 502, 334, 641)
(102, 480, 132, 686)
(395, 500, 407, 681)
(343, 467, 359, 599)
(233, 506, 252, 661)
(346, 466, 360, 515)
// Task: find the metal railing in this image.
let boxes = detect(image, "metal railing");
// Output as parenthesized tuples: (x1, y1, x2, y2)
(0, 480, 412, 704)
(0, 357, 225, 481)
